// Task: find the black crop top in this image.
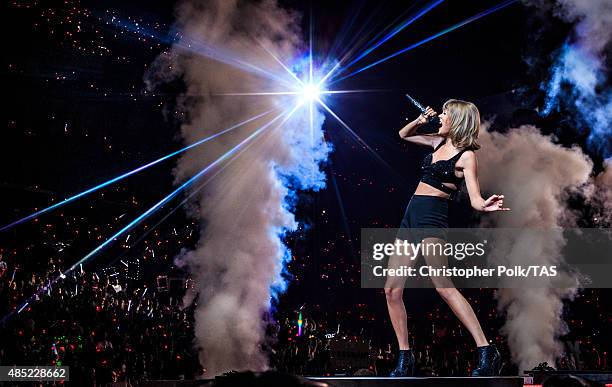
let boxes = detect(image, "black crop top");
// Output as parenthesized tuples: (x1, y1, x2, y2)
(420, 139, 467, 197)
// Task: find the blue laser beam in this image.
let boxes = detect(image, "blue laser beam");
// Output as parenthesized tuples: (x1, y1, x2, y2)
(0, 110, 275, 232)
(315, 97, 406, 185)
(103, 110, 278, 271)
(349, 1, 426, 56)
(66, 108, 294, 272)
(325, 0, 382, 66)
(105, 15, 294, 88)
(216, 91, 300, 96)
(331, 0, 517, 84)
(4, 106, 300, 324)
(258, 42, 305, 87)
(177, 36, 295, 87)
(325, 0, 445, 83)
(323, 0, 423, 84)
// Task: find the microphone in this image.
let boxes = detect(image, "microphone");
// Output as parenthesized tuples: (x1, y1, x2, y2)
(405, 94, 440, 124)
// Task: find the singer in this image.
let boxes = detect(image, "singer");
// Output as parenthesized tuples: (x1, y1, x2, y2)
(385, 99, 510, 377)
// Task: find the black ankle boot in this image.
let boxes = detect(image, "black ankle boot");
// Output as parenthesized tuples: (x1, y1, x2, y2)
(389, 349, 415, 377)
(472, 344, 501, 376)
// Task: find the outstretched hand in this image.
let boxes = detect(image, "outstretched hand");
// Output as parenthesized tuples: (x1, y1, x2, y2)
(482, 194, 510, 212)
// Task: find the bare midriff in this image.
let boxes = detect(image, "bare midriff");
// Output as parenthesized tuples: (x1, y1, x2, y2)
(413, 181, 457, 199)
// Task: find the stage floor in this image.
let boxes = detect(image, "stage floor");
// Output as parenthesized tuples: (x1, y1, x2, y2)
(305, 376, 524, 387)
(143, 372, 612, 386)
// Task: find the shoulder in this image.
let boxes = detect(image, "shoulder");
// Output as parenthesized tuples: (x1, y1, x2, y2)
(458, 149, 477, 166)
(462, 149, 476, 160)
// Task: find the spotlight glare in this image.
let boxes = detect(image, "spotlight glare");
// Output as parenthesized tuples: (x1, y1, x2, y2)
(301, 83, 321, 101)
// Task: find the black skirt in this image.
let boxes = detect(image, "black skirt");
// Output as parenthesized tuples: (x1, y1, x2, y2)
(396, 195, 448, 241)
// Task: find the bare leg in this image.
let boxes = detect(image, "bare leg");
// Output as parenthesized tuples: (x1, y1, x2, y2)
(422, 237, 489, 347)
(436, 288, 488, 347)
(385, 287, 410, 350)
(384, 239, 417, 350)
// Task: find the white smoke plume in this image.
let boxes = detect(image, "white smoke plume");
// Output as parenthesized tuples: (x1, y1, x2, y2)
(146, 0, 329, 376)
(477, 124, 593, 372)
(482, 0, 612, 372)
(588, 158, 612, 225)
(534, 0, 612, 156)
(547, 0, 612, 54)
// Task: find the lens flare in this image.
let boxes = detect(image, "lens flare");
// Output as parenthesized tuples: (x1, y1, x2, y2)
(301, 83, 321, 102)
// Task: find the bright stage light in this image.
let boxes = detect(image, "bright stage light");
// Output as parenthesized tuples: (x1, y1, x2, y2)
(301, 83, 321, 101)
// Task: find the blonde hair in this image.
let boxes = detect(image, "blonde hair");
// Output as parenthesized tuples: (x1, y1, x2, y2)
(442, 99, 481, 150)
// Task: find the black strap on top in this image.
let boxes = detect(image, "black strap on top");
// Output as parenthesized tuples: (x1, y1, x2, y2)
(430, 139, 466, 166)
(422, 139, 467, 199)
(425, 177, 456, 194)
(422, 177, 462, 201)
(433, 139, 446, 151)
(447, 149, 467, 163)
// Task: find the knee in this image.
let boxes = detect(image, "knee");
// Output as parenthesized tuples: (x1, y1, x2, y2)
(435, 287, 456, 300)
(385, 287, 403, 303)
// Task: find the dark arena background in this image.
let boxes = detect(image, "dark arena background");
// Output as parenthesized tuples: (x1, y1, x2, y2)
(2, 0, 611, 386)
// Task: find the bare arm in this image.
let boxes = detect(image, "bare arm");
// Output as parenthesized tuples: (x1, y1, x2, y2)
(398, 106, 443, 148)
(462, 151, 510, 212)
(398, 117, 424, 138)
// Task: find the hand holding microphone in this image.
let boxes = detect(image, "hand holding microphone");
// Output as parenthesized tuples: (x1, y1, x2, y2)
(418, 106, 438, 124)
(405, 93, 440, 125)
